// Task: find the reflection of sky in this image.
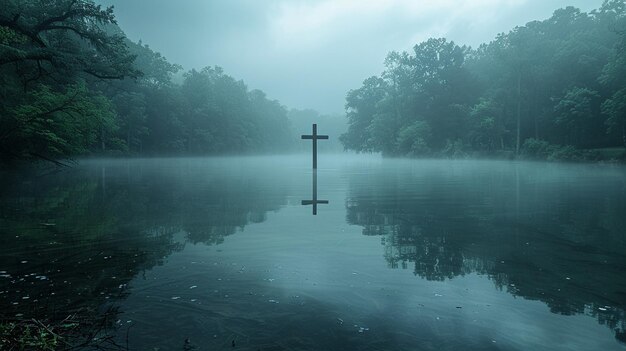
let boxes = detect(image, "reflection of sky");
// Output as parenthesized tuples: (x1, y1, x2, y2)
(118, 155, 623, 350)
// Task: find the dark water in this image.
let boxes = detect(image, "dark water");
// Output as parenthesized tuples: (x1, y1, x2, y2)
(1, 155, 625, 350)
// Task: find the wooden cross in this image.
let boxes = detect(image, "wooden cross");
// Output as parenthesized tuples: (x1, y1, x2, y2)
(301, 170, 328, 215)
(301, 124, 328, 169)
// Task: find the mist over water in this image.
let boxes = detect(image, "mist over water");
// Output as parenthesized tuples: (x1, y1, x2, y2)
(1, 155, 625, 350)
(2, 0, 626, 349)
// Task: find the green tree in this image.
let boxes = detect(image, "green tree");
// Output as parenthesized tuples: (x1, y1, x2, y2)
(554, 87, 600, 147)
(599, 0, 626, 147)
(0, 82, 116, 162)
(342, 38, 476, 156)
(341, 1, 626, 160)
(341, 76, 387, 152)
(0, 0, 138, 162)
(396, 121, 431, 156)
(104, 39, 182, 154)
(469, 98, 507, 151)
(112, 92, 147, 153)
(602, 89, 626, 147)
(0, 0, 140, 83)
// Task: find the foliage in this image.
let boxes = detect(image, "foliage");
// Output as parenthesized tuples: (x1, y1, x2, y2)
(177, 67, 291, 154)
(3, 1, 625, 163)
(468, 98, 507, 151)
(0, 0, 140, 82)
(441, 139, 468, 158)
(1, 83, 116, 162)
(0, 314, 122, 350)
(1, 321, 60, 350)
(341, 1, 626, 161)
(340, 76, 387, 153)
(521, 138, 555, 159)
(547, 144, 585, 161)
(396, 121, 431, 156)
(521, 138, 601, 161)
(554, 87, 601, 147)
(602, 88, 626, 146)
(0, 0, 297, 163)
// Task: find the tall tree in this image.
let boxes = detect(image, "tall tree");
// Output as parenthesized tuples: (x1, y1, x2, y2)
(342, 1, 626, 160)
(341, 76, 387, 153)
(0, 0, 138, 162)
(0, 0, 139, 83)
(599, 0, 626, 147)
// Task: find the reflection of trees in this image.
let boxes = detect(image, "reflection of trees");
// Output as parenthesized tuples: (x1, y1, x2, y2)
(346, 169, 492, 281)
(0, 174, 181, 332)
(348, 200, 483, 280)
(0, 161, 287, 341)
(108, 162, 286, 246)
(178, 180, 280, 245)
(346, 164, 626, 343)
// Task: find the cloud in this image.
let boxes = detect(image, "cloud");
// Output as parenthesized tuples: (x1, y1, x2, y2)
(269, 0, 528, 51)
(99, 0, 604, 114)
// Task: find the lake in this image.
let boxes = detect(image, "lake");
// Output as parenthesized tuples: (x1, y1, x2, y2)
(1, 155, 625, 350)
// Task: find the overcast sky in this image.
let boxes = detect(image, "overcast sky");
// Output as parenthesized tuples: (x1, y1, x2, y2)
(98, 0, 604, 115)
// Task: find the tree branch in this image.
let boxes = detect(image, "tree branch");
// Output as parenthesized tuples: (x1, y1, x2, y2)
(83, 69, 125, 80)
(0, 17, 47, 47)
(0, 48, 55, 66)
(0, 89, 82, 140)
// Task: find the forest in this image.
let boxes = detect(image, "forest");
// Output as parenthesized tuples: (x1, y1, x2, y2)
(1, 1, 626, 164)
(2, 2, 626, 350)
(0, 0, 344, 164)
(341, 1, 626, 161)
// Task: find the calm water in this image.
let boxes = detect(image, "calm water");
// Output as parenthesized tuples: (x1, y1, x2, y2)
(1, 155, 625, 350)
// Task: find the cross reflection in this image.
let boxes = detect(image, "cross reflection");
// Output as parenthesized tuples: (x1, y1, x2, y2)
(301, 170, 328, 215)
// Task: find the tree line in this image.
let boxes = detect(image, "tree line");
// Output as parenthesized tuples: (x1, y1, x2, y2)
(340, 1, 626, 161)
(0, 0, 319, 164)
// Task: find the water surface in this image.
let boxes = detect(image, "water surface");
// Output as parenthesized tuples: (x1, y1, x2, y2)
(1, 155, 625, 350)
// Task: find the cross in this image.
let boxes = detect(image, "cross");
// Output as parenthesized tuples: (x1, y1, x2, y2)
(301, 170, 328, 215)
(301, 124, 328, 169)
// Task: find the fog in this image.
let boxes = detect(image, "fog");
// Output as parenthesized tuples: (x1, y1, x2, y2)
(2, 1, 626, 349)
(3, 0, 622, 161)
(98, 0, 601, 114)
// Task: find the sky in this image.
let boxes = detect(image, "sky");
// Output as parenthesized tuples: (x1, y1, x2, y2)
(98, 0, 604, 115)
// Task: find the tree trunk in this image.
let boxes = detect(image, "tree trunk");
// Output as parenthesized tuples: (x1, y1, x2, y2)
(127, 126, 131, 151)
(533, 86, 539, 139)
(516, 71, 521, 155)
(101, 126, 106, 151)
